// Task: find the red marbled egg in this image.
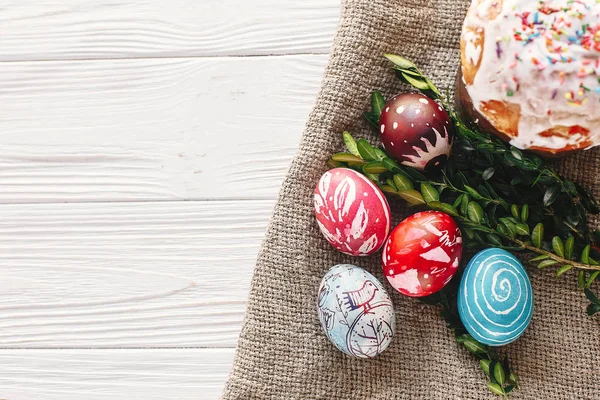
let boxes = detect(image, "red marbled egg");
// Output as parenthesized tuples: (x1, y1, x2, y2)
(379, 93, 454, 172)
(382, 210, 462, 297)
(314, 168, 391, 256)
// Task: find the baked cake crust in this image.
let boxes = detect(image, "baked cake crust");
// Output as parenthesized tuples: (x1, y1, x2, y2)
(459, 0, 600, 155)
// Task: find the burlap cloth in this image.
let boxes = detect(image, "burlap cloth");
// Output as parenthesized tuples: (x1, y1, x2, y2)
(222, 0, 600, 398)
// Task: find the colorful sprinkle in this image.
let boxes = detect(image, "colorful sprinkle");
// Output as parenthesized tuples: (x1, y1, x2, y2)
(497, 0, 600, 106)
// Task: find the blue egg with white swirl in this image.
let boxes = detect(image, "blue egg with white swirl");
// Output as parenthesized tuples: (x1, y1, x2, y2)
(317, 264, 395, 358)
(458, 248, 533, 346)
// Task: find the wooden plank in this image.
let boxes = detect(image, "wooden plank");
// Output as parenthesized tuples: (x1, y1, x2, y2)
(0, 55, 326, 203)
(0, 200, 273, 348)
(0, 0, 339, 61)
(0, 348, 233, 400)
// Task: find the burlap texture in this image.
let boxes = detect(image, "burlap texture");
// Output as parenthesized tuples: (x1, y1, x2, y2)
(222, 0, 600, 398)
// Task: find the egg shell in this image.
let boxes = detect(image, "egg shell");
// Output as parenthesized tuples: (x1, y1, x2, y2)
(458, 248, 534, 346)
(314, 168, 391, 256)
(317, 264, 396, 358)
(382, 210, 463, 297)
(379, 93, 454, 172)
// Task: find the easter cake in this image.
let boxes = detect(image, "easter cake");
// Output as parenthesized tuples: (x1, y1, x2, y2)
(458, 0, 600, 155)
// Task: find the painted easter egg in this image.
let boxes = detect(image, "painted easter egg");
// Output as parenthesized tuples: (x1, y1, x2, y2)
(458, 248, 534, 346)
(317, 264, 396, 358)
(313, 168, 391, 256)
(379, 93, 454, 172)
(382, 210, 462, 297)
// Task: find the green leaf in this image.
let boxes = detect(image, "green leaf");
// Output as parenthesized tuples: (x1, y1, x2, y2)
(401, 73, 430, 90)
(578, 270, 586, 289)
(532, 223, 544, 248)
(582, 245, 591, 264)
(529, 254, 550, 263)
(504, 216, 519, 224)
(462, 221, 495, 234)
(399, 68, 424, 77)
(397, 189, 426, 205)
(405, 168, 427, 181)
(493, 362, 506, 386)
(520, 204, 529, 223)
(347, 161, 368, 169)
(556, 264, 573, 278)
(496, 223, 508, 236)
(460, 194, 470, 216)
(510, 147, 523, 161)
(505, 385, 515, 394)
(584, 288, 600, 304)
(421, 183, 440, 203)
(373, 147, 387, 161)
(538, 259, 558, 269)
(464, 185, 484, 200)
(480, 359, 491, 377)
(371, 91, 386, 118)
(379, 185, 397, 195)
(365, 172, 379, 182)
(383, 54, 418, 71)
(509, 372, 519, 386)
(587, 303, 600, 316)
(331, 152, 364, 163)
(543, 186, 560, 206)
(364, 111, 379, 129)
(511, 204, 519, 219)
(467, 202, 484, 223)
(458, 334, 487, 355)
(482, 167, 496, 181)
(515, 223, 530, 236)
(508, 372, 519, 387)
(586, 271, 600, 288)
(488, 360, 498, 384)
(382, 157, 403, 173)
(565, 236, 575, 260)
(385, 178, 397, 190)
(477, 142, 496, 152)
(575, 181, 600, 214)
(552, 236, 565, 257)
(356, 139, 378, 161)
(499, 198, 511, 212)
(453, 194, 465, 209)
(393, 174, 413, 191)
(499, 218, 517, 237)
(342, 132, 360, 157)
(486, 233, 503, 247)
(487, 382, 505, 396)
(563, 179, 578, 196)
(428, 201, 459, 217)
(424, 77, 442, 97)
(484, 182, 500, 199)
(326, 159, 343, 169)
(362, 161, 388, 174)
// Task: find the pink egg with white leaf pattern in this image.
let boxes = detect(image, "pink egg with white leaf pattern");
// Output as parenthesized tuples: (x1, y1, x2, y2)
(314, 168, 391, 256)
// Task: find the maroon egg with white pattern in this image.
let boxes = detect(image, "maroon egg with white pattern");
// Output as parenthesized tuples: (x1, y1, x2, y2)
(379, 93, 454, 173)
(314, 168, 391, 256)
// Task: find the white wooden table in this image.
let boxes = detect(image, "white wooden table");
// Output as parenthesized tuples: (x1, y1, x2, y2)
(0, 1, 338, 398)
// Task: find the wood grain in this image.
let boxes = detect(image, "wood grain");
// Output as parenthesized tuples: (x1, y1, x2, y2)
(0, 0, 339, 61)
(0, 348, 233, 400)
(0, 200, 274, 348)
(0, 1, 340, 396)
(0, 55, 326, 203)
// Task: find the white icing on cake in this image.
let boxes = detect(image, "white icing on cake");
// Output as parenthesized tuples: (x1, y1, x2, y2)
(462, 0, 600, 151)
(464, 28, 484, 65)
